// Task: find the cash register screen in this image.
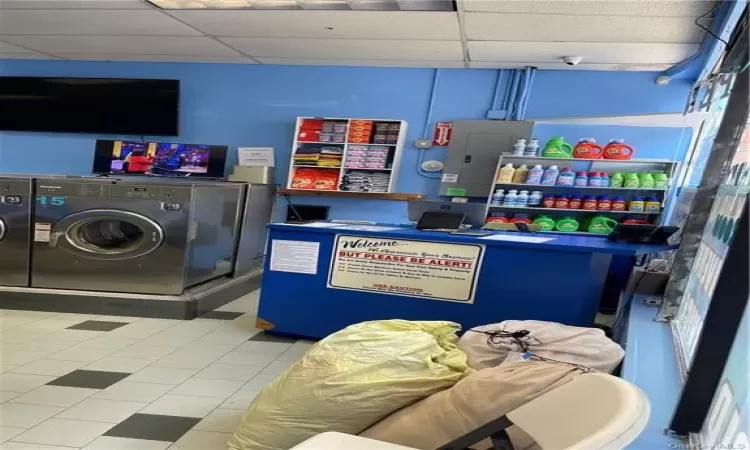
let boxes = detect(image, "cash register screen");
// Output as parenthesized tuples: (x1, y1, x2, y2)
(416, 212, 466, 231)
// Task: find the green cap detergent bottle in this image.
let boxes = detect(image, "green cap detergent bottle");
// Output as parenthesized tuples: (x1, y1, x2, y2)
(542, 137, 573, 158)
(555, 216, 579, 232)
(587, 216, 619, 234)
(532, 215, 556, 231)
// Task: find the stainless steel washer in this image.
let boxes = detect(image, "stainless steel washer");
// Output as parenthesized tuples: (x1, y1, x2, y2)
(31, 178, 244, 295)
(0, 176, 33, 287)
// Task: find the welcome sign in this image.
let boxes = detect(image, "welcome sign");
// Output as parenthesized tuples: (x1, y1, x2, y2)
(327, 235, 484, 303)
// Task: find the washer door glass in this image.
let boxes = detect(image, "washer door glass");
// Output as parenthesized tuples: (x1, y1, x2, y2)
(52, 209, 164, 260)
(0, 218, 5, 242)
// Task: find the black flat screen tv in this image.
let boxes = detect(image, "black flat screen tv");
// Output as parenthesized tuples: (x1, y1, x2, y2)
(93, 139, 227, 179)
(0, 77, 179, 135)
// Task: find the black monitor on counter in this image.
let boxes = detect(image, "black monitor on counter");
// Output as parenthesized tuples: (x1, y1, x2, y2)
(92, 139, 227, 179)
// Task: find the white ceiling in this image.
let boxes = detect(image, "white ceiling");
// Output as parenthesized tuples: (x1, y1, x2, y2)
(0, 0, 715, 70)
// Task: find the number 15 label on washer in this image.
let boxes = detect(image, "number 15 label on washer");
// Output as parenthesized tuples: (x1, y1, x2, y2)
(34, 223, 52, 242)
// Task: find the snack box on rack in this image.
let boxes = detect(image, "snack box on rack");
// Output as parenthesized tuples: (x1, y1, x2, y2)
(348, 137, 370, 143)
(298, 130, 322, 142)
(350, 120, 374, 127)
(349, 124, 374, 133)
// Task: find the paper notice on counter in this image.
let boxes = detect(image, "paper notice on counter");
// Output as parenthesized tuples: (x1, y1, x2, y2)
(480, 235, 553, 243)
(238, 147, 275, 167)
(270, 240, 319, 274)
(328, 235, 484, 303)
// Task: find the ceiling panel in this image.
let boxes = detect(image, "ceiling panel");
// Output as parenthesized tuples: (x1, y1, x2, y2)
(257, 57, 464, 67)
(0, 40, 35, 53)
(461, 0, 717, 17)
(55, 54, 257, 63)
(465, 12, 704, 44)
(469, 61, 673, 71)
(468, 41, 699, 64)
(0, 35, 242, 56)
(221, 37, 464, 60)
(168, 10, 460, 40)
(0, 53, 58, 59)
(0, 0, 150, 8)
(0, 9, 203, 35)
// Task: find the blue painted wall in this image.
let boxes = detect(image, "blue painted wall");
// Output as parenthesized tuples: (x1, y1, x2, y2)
(0, 60, 694, 222)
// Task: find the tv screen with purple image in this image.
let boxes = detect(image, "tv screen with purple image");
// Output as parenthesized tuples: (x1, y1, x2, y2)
(93, 140, 227, 178)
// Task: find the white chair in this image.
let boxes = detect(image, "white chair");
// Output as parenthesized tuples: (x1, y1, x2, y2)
(290, 373, 650, 450)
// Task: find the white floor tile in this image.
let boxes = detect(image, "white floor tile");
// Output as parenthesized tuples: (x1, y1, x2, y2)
(0, 392, 22, 404)
(215, 291, 258, 313)
(10, 386, 99, 408)
(193, 408, 243, 433)
(124, 367, 197, 385)
(233, 341, 291, 355)
(15, 319, 81, 333)
(91, 316, 144, 323)
(12, 418, 113, 447)
(150, 353, 219, 370)
(42, 330, 103, 342)
(0, 311, 56, 319)
(219, 390, 258, 410)
(0, 442, 79, 449)
(191, 330, 254, 346)
(0, 366, 16, 375)
(278, 341, 315, 360)
(84, 357, 154, 373)
(167, 430, 232, 450)
(84, 436, 171, 450)
(194, 364, 262, 382)
(140, 394, 223, 418)
(111, 345, 177, 360)
(0, 330, 46, 344)
(214, 351, 277, 367)
(169, 378, 244, 399)
(10, 339, 79, 353)
(0, 350, 50, 366)
(0, 318, 42, 329)
(137, 335, 197, 348)
(12, 360, 87, 377)
(173, 344, 237, 357)
(0, 403, 65, 428)
(44, 347, 117, 363)
(0, 374, 55, 393)
(94, 382, 173, 403)
(158, 321, 224, 339)
(73, 337, 141, 351)
(259, 359, 296, 376)
(0, 427, 24, 444)
(56, 398, 147, 424)
(240, 374, 277, 391)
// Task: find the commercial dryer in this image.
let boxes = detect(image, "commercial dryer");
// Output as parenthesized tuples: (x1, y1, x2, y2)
(0, 176, 33, 287)
(31, 178, 244, 295)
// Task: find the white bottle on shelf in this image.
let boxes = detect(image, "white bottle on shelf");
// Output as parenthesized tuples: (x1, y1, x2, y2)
(503, 189, 518, 207)
(516, 190, 530, 207)
(491, 189, 505, 206)
(525, 139, 540, 156)
(511, 139, 527, 155)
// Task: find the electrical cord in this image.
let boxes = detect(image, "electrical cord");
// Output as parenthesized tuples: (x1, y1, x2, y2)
(282, 193, 305, 222)
(695, 2, 729, 45)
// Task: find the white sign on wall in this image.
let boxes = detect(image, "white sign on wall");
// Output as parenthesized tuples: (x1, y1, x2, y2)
(327, 235, 484, 303)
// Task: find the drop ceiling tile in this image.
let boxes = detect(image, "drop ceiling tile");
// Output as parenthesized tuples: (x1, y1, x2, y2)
(469, 61, 674, 71)
(257, 57, 465, 68)
(468, 41, 699, 65)
(465, 12, 703, 44)
(0, 53, 59, 60)
(0, 36, 242, 56)
(0, 40, 34, 53)
(168, 10, 460, 40)
(0, 10, 202, 35)
(57, 54, 257, 63)
(220, 37, 463, 60)
(461, 0, 717, 17)
(0, 0, 150, 8)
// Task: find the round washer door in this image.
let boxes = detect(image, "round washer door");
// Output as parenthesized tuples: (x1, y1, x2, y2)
(0, 218, 6, 242)
(51, 209, 164, 260)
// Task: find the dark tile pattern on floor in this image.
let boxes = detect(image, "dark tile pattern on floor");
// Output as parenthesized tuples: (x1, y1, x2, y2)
(199, 311, 244, 320)
(104, 414, 201, 442)
(67, 320, 130, 331)
(47, 370, 131, 389)
(248, 332, 297, 344)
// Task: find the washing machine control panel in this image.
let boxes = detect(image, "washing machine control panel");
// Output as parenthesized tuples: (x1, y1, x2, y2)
(161, 202, 183, 211)
(0, 195, 22, 205)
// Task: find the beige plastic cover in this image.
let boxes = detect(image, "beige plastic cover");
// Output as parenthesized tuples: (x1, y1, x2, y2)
(229, 320, 471, 450)
(360, 360, 585, 450)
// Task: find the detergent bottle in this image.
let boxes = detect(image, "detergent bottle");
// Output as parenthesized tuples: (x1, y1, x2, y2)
(511, 139, 527, 156)
(623, 173, 640, 188)
(541, 165, 560, 185)
(601, 172, 611, 187)
(497, 163, 515, 183)
(603, 139, 635, 160)
(555, 216, 580, 232)
(610, 173, 624, 187)
(516, 190, 530, 207)
(639, 173, 655, 188)
(573, 138, 604, 159)
(533, 215, 556, 231)
(491, 189, 505, 206)
(587, 216, 619, 234)
(654, 173, 670, 188)
(588, 172, 604, 187)
(542, 137, 574, 158)
(525, 139, 540, 156)
(511, 164, 529, 184)
(645, 197, 661, 212)
(528, 190, 543, 206)
(556, 167, 576, 186)
(574, 172, 589, 187)
(525, 165, 545, 185)
(503, 189, 518, 207)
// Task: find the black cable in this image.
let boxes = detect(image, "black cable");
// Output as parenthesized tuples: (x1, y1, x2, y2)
(283, 193, 305, 222)
(695, 2, 729, 45)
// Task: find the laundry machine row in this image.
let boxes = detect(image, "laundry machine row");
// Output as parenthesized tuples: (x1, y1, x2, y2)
(0, 176, 255, 295)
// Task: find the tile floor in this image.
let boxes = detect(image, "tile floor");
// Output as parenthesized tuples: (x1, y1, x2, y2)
(0, 290, 311, 449)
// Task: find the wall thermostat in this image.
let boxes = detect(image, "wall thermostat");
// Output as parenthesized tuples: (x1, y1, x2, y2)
(415, 139, 432, 149)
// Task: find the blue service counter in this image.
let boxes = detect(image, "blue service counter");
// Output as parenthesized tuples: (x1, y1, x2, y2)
(257, 223, 671, 339)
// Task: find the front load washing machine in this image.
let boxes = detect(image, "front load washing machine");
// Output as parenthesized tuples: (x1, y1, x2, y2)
(31, 178, 244, 295)
(0, 176, 33, 287)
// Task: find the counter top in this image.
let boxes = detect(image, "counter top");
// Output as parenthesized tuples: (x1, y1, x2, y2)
(269, 222, 674, 256)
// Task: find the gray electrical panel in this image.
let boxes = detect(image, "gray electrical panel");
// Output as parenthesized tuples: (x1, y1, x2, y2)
(438, 120, 534, 197)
